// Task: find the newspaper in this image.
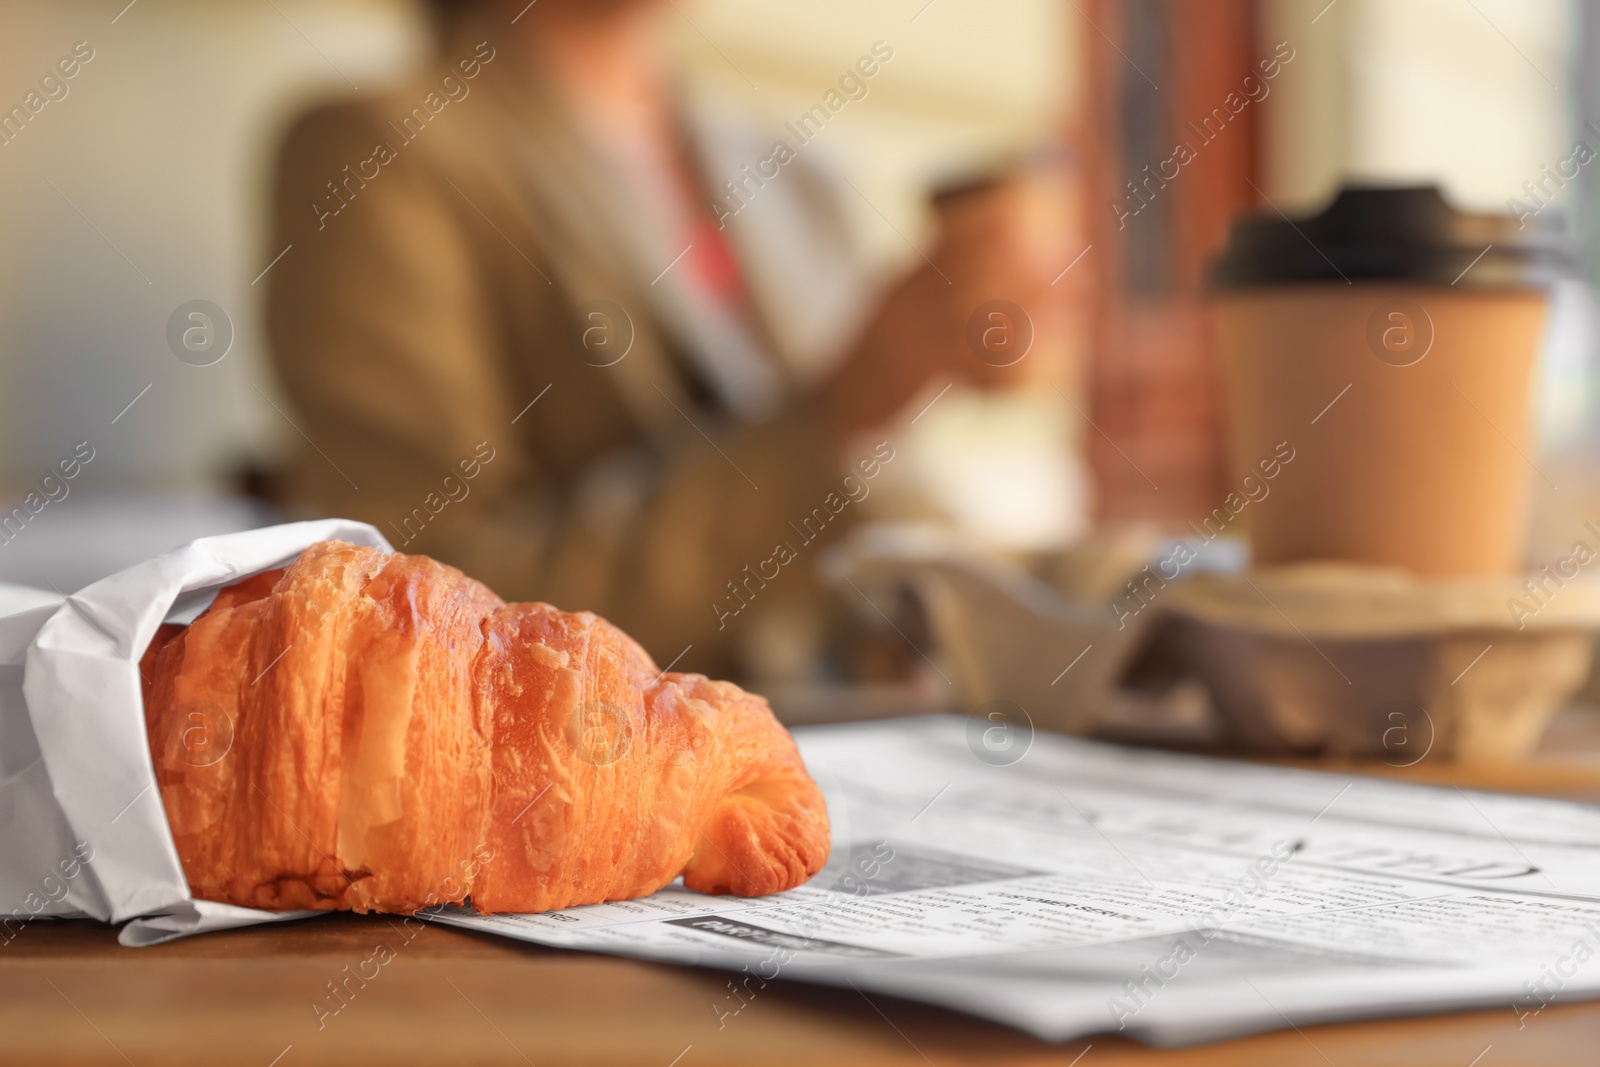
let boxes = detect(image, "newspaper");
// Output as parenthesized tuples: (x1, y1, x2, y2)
(430, 716, 1600, 1046)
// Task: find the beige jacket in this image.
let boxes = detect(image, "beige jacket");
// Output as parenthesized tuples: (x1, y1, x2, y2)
(265, 39, 877, 677)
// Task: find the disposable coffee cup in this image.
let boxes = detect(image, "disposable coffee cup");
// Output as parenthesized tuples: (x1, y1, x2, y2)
(1209, 185, 1577, 577)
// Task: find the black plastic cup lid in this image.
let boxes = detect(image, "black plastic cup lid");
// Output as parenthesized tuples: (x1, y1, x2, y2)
(1210, 184, 1579, 291)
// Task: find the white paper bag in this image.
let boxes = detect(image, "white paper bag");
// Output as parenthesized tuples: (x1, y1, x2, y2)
(0, 520, 390, 946)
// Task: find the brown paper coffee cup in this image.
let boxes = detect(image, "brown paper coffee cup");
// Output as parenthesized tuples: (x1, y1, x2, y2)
(1216, 285, 1548, 576)
(1210, 186, 1572, 577)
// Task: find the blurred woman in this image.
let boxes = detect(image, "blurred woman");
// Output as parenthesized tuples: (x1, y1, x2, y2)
(266, 0, 1071, 676)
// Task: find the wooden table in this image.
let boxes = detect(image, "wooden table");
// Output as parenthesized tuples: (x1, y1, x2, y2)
(10, 723, 1600, 1067)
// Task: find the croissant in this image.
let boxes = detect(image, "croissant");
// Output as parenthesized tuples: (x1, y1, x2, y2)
(139, 540, 830, 914)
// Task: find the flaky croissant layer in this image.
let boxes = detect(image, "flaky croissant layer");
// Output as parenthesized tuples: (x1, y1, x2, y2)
(140, 541, 830, 914)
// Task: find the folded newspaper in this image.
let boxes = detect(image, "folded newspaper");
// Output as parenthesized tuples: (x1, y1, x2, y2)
(5, 523, 1600, 1046)
(431, 716, 1600, 1045)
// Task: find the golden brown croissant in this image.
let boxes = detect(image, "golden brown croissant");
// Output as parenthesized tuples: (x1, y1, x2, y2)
(140, 540, 830, 914)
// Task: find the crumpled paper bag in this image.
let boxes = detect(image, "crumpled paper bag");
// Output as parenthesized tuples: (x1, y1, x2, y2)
(0, 519, 389, 946)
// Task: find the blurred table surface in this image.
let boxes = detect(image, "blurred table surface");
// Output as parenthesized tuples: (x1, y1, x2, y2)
(10, 715, 1600, 1067)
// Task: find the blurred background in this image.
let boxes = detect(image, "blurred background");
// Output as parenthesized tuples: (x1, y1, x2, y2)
(0, 0, 1593, 711)
(0, 0, 1083, 581)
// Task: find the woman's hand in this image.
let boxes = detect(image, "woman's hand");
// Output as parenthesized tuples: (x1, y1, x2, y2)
(818, 168, 1077, 445)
